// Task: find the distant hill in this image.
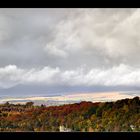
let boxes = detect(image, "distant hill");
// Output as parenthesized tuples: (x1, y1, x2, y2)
(0, 96, 140, 132)
(1, 84, 140, 98)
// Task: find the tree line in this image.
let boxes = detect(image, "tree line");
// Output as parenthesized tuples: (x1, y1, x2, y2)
(0, 96, 140, 131)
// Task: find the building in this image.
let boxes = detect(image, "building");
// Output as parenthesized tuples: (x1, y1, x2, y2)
(59, 125, 72, 132)
(130, 125, 135, 131)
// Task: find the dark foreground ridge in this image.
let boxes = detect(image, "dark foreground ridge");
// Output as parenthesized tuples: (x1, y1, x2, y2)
(0, 96, 140, 132)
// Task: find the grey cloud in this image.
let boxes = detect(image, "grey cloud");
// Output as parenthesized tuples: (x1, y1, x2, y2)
(0, 8, 137, 69)
(0, 8, 140, 94)
(0, 64, 140, 89)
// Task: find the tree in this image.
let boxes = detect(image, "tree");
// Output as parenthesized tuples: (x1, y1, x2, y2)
(25, 102, 34, 108)
(4, 102, 10, 106)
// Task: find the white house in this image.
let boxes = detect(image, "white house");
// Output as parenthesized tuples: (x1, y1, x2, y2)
(130, 125, 135, 131)
(59, 125, 72, 132)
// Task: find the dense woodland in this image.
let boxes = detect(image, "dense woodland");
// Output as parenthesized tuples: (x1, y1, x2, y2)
(0, 96, 140, 132)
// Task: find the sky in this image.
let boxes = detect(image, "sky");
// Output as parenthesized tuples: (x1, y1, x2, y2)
(0, 8, 140, 100)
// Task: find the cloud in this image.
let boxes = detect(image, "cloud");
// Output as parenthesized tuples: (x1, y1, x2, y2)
(0, 8, 138, 69)
(43, 8, 140, 69)
(0, 65, 25, 88)
(0, 64, 140, 89)
(0, 9, 140, 93)
(44, 43, 68, 58)
(104, 9, 140, 60)
(0, 65, 60, 88)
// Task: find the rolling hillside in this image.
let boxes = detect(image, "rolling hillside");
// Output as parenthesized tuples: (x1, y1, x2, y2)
(0, 96, 140, 132)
